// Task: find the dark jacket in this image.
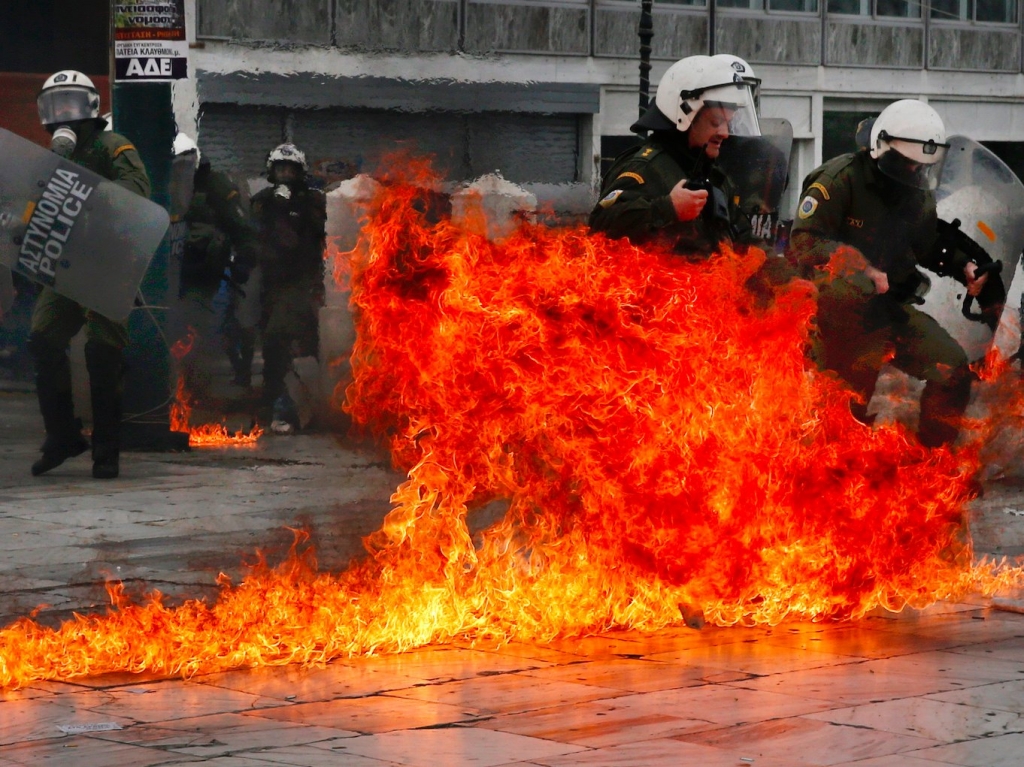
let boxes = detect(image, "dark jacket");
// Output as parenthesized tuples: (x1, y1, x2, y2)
(72, 119, 150, 197)
(786, 151, 966, 290)
(589, 132, 734, 257)
(250, 182, 327, 288)
(182, 164, 260, 292)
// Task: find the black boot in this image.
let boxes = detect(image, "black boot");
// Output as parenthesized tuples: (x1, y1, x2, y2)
(28, 334, 88, 476)
(918, 367, 974, 449)
(85, 341, 124, 479)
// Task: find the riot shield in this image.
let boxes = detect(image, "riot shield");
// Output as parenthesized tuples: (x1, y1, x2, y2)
(0, 127, 170, 322)
(0, 265, 12, 322)
(716, 117, 794, 249)
(922, 135, 1024, 360)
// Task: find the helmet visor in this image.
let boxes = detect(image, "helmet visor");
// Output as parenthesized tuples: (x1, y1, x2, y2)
(37, 87, 96, 126)
(877, 141, 948, 190)
(699, 82, 760, 137)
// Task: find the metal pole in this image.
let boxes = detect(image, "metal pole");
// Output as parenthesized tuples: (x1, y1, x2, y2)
(639, 0, 654, 122)
(111, 0, 187, 450)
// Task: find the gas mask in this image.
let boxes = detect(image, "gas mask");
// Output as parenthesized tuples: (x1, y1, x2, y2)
(49, 125, 78, 158)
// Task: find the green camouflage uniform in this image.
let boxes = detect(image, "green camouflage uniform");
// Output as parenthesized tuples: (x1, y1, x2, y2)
(589, 132, 735, 257)
(786, 150, 974, 447)
(181, 164, 259, 297)
(176, 163, 262, 395)
(28, 117, 151, 475)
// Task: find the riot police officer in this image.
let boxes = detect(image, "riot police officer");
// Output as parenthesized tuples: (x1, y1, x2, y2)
(786, 99, 988, 448)
(173, 133, 260, 396)
(588, 55, 759, 256)
(251, 143, 326, 433)
(29, 71, 151, 479)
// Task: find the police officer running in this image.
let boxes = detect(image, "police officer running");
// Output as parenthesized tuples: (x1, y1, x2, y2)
(589, 55, 759, 256)
(250, 143, 326, 434)
(786, 99, 988, 448)
(29, 71, 151, 478)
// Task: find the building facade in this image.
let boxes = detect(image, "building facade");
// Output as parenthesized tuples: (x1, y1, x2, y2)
(2, 1, 1023, 218)
(179, 0, 1024, 219)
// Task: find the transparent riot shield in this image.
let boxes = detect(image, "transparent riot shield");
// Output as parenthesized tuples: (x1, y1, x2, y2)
(716, 117, 794, 249)
(923, 135, 1024, 360)
(0, 265, 12, 322)
(0, 127, 170, 322)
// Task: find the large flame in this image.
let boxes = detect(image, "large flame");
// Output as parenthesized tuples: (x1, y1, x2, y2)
(1, 161, 1022, 688)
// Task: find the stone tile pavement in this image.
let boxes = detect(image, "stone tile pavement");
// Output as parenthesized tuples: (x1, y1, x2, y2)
(4, 390, 1024, 766)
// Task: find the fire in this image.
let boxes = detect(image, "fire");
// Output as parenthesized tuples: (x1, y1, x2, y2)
(169, 328, 263, 447)
(1, 159, 1023, 689)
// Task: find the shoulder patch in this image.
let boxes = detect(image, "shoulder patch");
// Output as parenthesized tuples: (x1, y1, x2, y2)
(599, 189, 624, 209)
(797, 196, 819, 220)
(615, 171, 645, 185)
(809, 182, 831, 201)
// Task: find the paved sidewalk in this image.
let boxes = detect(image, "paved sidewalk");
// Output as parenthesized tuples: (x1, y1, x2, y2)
(4, 390, 1024, 766)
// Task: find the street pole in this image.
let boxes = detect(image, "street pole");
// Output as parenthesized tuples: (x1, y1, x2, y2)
(638, 0, 654, 126)
(110, 0, 189, 450)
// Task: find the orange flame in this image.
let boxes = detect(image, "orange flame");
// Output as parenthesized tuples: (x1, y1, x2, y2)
(169, 327, 263, 447)
(2, 159, 1023, 689)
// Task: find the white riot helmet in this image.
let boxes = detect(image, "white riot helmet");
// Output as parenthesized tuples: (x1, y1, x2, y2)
(37, 70, 101, 127)
(870, 100, 949, 190)
(173, 132, 201, 165)
(266, 143, 308, 174)
(634, 55, 759, 136)
(712, 54, 761, 136)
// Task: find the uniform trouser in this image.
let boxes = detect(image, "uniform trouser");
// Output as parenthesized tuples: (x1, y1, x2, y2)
(172, 287, 221, 398)
(260, 281, 320, 408)
(816, 279, 973, 448)
(29, 288, 128, 457)
(223, 267, 261, 384)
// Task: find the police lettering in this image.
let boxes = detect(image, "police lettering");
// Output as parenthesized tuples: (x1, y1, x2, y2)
(18, 168, 93, 284)
(748, 212, 778, 242)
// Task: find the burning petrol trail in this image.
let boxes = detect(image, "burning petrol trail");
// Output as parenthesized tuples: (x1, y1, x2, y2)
(1, 163, 1021, 689)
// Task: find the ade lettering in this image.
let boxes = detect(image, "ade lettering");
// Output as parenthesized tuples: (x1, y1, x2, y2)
(125, 57, 173, 77)
(18, 167, 94, 285)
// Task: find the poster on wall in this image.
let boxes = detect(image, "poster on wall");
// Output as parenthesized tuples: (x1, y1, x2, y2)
(114, 1, 188, 82)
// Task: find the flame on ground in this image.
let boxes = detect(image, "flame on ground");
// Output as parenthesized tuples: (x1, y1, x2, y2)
(2, 160, 1023, 688)
(169, 329, 264, 447)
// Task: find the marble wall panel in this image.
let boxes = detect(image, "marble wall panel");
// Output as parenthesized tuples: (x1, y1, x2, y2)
(826, 21, 924, 67)
(928, 26, 1020, 72)
(198, 0, 331, 43)
(465, 2, 590, 53)
(334, 0, 460, 51)
(594, 7, 708, 58)
(716, 15, 820, 64)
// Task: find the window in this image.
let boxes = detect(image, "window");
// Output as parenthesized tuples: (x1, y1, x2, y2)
(769, 0, 819, 10)
(716, 0, 819, 9)
(931, 0, 1018, 22)
(827, 0, 920, 16)
(656, 0, 709, 8)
